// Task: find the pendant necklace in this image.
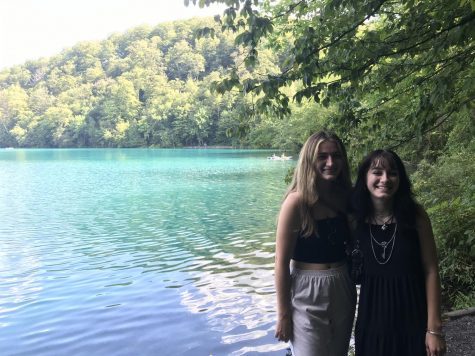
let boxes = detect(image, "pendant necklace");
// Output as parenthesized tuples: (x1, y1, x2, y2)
(369, 223, 397, 264)
(380, 215, 393, 231)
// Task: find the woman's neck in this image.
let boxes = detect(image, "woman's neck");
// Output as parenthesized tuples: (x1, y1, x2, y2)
(317, 183, 347, 213)
(371, 198, 394, 219)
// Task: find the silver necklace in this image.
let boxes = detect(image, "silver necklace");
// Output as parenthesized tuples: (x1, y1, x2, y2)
(373, 215, 394, 230)
(381, 216, 393, 231)
(369, 223, 397, 264)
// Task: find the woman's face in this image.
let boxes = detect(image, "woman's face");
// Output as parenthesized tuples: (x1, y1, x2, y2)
(315, 140, 343, 182)
(366, 158, 400, 200)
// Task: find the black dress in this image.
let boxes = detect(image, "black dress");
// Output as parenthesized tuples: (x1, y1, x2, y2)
(355, 223, 427, 356)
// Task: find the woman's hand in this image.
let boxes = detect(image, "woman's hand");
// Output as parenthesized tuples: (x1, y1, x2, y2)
(425, 332, 446, 356)
(275, 314, 293, 342)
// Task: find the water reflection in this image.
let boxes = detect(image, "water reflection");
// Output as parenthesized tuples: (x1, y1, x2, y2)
(179, 231, 286, 354)
(0, 240, 43, 326)
(0, 149, 293, 355)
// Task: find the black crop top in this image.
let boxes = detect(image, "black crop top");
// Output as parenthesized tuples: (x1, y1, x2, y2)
(292, 215, 349, 263)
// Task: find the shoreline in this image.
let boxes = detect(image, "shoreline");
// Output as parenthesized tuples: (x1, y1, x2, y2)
(443, 307, 475, 320)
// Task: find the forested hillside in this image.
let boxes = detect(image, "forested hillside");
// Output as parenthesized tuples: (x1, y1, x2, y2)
(0, 17, 281, 148)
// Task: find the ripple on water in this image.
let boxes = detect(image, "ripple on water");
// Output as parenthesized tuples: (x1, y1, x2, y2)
(0, 149, 292, 355)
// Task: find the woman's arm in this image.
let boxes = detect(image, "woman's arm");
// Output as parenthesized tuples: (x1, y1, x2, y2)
(416, 206, 446, 355)
(274, 192, 301, 342)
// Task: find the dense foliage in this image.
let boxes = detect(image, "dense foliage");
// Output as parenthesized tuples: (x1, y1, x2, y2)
(195, 0, 474, 153)
(0, 18, 274, 148)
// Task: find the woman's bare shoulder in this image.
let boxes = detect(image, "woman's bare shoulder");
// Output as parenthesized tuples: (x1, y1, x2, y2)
(279, 192, 303, 221)
(286, 191, 302, 199)
(283, 191, 303, 207)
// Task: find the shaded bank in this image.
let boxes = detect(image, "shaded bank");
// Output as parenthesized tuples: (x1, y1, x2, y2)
(444, 309, 475, 356)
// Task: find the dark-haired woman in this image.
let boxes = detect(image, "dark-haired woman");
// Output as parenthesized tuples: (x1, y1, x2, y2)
(274, 131, 356, 356)
(351, 149, 446, 356)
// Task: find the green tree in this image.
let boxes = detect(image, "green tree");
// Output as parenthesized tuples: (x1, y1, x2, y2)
(29, 84, 55, 115)
(93, 77, 140, 146)
(125, 37, 165, 74)
(0, 85, 32, 146)
(165, 40, 206, 80)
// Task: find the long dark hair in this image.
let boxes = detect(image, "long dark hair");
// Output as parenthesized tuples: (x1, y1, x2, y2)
(351, 149, 417, 230)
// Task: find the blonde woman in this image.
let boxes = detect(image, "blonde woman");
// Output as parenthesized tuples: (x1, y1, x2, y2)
(274, 131, 356, 356)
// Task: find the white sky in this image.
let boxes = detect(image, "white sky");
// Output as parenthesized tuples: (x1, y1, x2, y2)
(0, 0, 226, 70)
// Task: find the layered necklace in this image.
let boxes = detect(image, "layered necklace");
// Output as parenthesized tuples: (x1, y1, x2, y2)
(369, 215, 397, 264)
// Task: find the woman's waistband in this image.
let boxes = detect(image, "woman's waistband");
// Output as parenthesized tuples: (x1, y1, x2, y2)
(290, 260, 347, 277)
(291, 259, 346, 270)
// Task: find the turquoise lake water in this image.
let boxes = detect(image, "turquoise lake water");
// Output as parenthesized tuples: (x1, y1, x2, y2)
(0, 148, 294, 356)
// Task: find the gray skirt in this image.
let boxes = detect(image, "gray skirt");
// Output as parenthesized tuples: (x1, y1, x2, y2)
(290, 264, 356, 356)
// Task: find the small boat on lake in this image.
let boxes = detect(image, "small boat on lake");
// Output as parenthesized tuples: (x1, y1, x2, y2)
(267, 153, 292, 161)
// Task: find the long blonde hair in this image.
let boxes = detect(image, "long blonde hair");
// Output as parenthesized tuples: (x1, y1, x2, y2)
(284, 131, 351, 237)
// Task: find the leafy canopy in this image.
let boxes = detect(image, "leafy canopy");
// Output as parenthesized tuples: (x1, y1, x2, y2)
(190, 0, 474, 148)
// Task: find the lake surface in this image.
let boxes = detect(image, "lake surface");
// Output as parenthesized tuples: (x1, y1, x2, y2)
(0, 148, 294, 356)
